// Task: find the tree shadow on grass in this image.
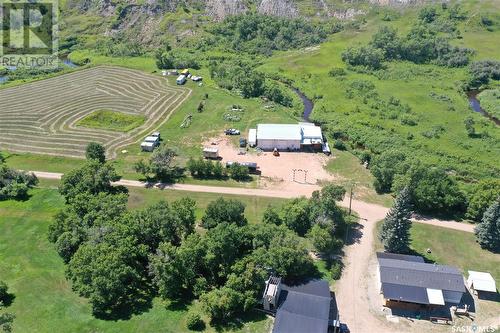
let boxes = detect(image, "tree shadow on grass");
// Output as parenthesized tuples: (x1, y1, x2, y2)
(211, 310, 268, 333)
(0, 292, 16, 307)
(344, 221, 364, 246)
(94, 289, 154, 321)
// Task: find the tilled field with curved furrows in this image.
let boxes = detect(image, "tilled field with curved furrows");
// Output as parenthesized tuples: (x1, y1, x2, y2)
(0, 66, 191, 158)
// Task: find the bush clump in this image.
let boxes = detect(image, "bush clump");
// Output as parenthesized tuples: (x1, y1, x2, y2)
(186, 312, 205, 331)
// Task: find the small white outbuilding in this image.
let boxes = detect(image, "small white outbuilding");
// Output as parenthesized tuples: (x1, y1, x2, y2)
(248, 128, 257, 147)
(467, 271, 497, 293)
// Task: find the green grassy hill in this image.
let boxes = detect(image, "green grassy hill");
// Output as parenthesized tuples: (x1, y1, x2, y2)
(260, 0, 500, 184)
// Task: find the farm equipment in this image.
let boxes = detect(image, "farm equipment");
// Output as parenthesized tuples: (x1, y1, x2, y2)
(273, 148, 280, 156)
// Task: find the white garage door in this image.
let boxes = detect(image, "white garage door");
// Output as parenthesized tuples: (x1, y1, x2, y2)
(258, 139, 301, 150)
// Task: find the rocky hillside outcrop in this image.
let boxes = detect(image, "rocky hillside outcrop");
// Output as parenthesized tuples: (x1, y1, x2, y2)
(257, 0, 298, 18)
(206, 0, 248, 20)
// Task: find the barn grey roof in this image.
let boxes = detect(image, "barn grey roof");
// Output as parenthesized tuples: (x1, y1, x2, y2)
(377, 252, 465, 304)
(273, 279, 331, 333)
(376, 252, 425, 263)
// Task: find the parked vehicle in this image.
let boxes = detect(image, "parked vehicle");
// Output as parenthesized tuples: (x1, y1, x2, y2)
(224, 129, 240, 135)
(239, 137, 247, 147)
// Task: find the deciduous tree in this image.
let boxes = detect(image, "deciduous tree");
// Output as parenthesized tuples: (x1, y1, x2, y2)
(201, 197, 247, 229)
(85, 142, 106, 163)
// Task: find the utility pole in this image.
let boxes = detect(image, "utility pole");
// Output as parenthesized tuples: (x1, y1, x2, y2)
(348, 183, 354, 216)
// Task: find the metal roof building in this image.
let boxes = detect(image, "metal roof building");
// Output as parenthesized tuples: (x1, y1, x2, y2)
(467, 271, 497, 293)
(253, 123, 323, 150)
(272, 279, 331, 333)
(377, 252, 465, 305)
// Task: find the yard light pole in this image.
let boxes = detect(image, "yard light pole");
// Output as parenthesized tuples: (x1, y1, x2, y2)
(348, 182, 355, 216)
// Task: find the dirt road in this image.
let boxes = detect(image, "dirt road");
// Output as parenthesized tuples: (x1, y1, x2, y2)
(33, 170, 474, 233)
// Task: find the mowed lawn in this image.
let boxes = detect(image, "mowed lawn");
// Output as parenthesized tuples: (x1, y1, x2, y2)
(410, 223, 500, 287)
(0, 187, 280, 332)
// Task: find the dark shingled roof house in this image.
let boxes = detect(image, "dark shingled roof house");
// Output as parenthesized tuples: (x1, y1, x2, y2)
(377, 252, 466, 306)
(262, 277, 335, 333)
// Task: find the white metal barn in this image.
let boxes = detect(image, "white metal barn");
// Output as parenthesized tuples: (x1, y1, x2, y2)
(253, 123, 323, 151)
(256, 124, 302, 150)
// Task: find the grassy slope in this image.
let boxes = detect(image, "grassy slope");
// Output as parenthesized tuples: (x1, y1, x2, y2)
(77, 110, 146, 132)
(259, 1, 500, 183)
(0, 187, 281, 332)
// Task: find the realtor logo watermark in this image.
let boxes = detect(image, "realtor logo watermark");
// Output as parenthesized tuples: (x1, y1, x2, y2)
(0, 0, 58, 68)
(452, 324, 498, 333)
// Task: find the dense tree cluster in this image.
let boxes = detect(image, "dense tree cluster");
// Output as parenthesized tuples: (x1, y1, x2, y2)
(264, 184, 347, 251)
(201, 197, 247, 229)
(187, 158, 225, 179)
(208, 14, 332, 55)
(208, 59, 293, 106)
(0, 152, 38, 201)
(134, 145, 180, 182)
(342, 6, 473, 69)
(49, 154, 343, 323)
(50, 161, 197, 317)
(155, 47, 200, 70)
(466, 179, 500, 222)
(468, 60, 500, 88)
(370, 150, 466, 216)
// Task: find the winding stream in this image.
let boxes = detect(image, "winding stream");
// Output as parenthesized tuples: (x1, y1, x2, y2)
(293, 88, 314, 121)
(0, 57, 79, 84)
(467, 90, 500, 126)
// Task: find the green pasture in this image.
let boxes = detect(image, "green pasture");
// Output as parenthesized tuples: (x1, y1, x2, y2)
(260, 0, 500, 182)
(76, 110, 146, 133)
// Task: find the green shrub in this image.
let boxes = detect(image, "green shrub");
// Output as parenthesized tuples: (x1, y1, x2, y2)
(229, 163, 249, 181)
(330, 262, 343, 280)
(328, 68, 346, 77)
(333, 140, 346, 151)
(186, 312, 205, 331)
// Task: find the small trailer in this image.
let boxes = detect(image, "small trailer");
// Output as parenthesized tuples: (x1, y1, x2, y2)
(203, 147, 219, 159)
(144, 136, 160, 144)
(248, 128, 257, 147)
(176, 75, 187, 85)
(141, 141, 156, 152)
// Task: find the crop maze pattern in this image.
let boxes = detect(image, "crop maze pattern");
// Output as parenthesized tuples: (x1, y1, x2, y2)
(0, 66, 191, 158)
